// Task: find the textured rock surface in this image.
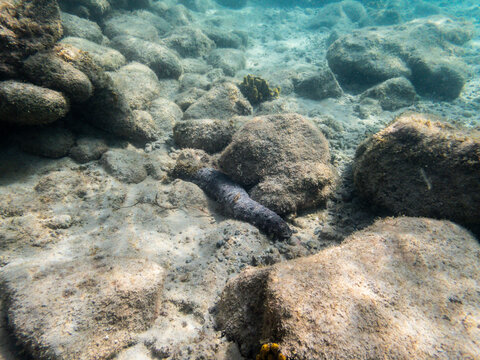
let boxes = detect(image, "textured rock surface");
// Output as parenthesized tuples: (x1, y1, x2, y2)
(101, 148, 148, 183)
(60, 37, 126, 71)
(354, 113, 480, 226)
(60, 11, 103, 43)
(0, 80, 69, 125)
(69, 137, 109, 163)
(3, 257, 164, 360)
(184, 82, 252, 120)
(103, 13, 159, 41)
(23, 51, 93, 103)
(219, 113, 336, 214)
(294, 66, 343, 100)
(173, 119, 236, 154)
(360, 76, 416, 111)
(0, 0, 63, 78)
(148, 98, 183, 135)
(163, 26, 215, 58)
(111, 35, 183, 79)
(20, 127, 75, 159)
(327, 16, 473, 99)
(216, 217, 480, 359)
(207, 48, 246, 77)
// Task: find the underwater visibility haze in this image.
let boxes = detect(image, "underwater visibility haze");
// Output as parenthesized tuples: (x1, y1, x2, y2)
(0, 0, 479, 359)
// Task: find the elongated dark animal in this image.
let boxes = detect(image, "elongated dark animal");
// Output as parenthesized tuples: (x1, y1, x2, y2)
(187, 168, 292, 240)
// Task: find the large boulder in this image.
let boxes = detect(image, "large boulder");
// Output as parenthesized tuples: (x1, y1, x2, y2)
(184, 82, 252, 120)
(293, 65, 343, 100)
(148, 97, 183, 135)
(103, 13, 159, 41)
(353, 113, 480, 227)
(327, 16, 473, 100)
(207, 48, 246, 77)
(218, 113, 336, 214)
(359, 76, 416, 111)
(2, 257, 164, 360)
(216, 217, 480, 359)
(0, 80, 69, 125)
(23, 50, 93, 103)
(60, 37, 126, 71)
(0, 0, 63, 79)
(110, 35, 183, 79)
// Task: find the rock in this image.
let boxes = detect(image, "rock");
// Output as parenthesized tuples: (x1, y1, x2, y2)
(163, 26, 215, 58)
(163, 4, 192, 26)
(23, 51, 93, 103)
(0, 81, 69, 126)
(219, 113, 336, 214)
(179, 0, 217, 13)
(103, 13, 159, 41)
(216, 217, 480, 359)
(294, 66, 343, 100)
(19, 126, 75, 159)
(174, 88, 207, 111)
(132, 9, 171, 35)
(207, 49, 246, 77)
(373, 9, 402, 25)
(414, 1, 441, 17)
(308, 1, 367, 29)
(354, 113, 480, 226)
(110, 35, 183, 79)
(184, 82, 252, 120)
(69, 137, 109, 163)
(60, 37, 126, 71)
(0, 0, 63, 78)
(130, 109, 162, 143)
(109, 62, 161, 110)
(173, 119, 237, 154)
(360, 77, 416, 111)
(3, 257, 164, 360)
(203, 28, 248, 49)
(180, 73, 212, 91)
(215, 0, 247, 9)
(101, 148, 148, 183)
(63, 0, 111, 19)
(181, 58, 211, 74)
(60, 12, 103, 43)
(327, 16, 473, 100)
(148, 98, 183, 135)
(255, 97, 299, 116)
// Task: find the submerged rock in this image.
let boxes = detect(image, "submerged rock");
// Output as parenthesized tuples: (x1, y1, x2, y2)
(101, 148, 148, 183)
(354, 113, 480, 227)
(163, 26, 215, 58)
(60, 11, 103, 43)
(3, 257, 164, 360)
(23, 51, 93, 103)
(327, 16, 473, 100)
(359, 77, 416, 111)
(148, 98, 183, 135)
(173, 119, 236, 154)
(216, 217, 480, 359)
(69, 137, 109, 163)
(103, 13, 159, 41)
(207, 49, 246, 77)
(219, 113, 336, 215)
(20, 127, 75, 159)
(293, 66, 343, 100)
(0, 0, 63, 78)
(184, 82, 252, 120)
(0, 81, 69, 126)
(111, 35, 183, 79)
(61, 37, 126, 71)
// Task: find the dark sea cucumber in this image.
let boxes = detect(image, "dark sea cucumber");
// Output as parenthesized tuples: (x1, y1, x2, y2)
(189, 168, 293, 240)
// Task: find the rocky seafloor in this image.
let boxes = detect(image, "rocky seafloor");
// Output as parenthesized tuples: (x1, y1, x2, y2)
(0, 0, 479, 359)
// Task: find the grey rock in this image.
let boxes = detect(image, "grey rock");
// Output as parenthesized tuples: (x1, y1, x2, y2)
(109, 62, 161, 110)
(203, 28, 248, 49)
(60, 12, 103, 43)
(354, 113, 480, 226)
(174, 88, 207, 111)
(179, 0, 217, 13)
(101, 148, 148, 183)
(23, 51, 93, 103)
(60, 37, 126, 71)
(2, 257, 164, 360)
(327, 16, 473, 100)
(181, 58, 211, 74)
(308, 1, 367, 29)
(256, 97, 300, 116)
(132, 9, 171, 35)
(163, 26, 215, 58)
(69, 137, 109, 163)
(360, 77, 416, 111)
(180, 73, 211, 91)
(207, 49, 246, 77)
(294, 66, 343, 100)
(219, 113, 336, 214)
(184, 82, 252, 120)
(0, 81, 69, 126)
(173, 119, 237, 153)
(215, 0, 247, 9)
(148, 98, 183, 135)
(163, 5, 192, 26)
(20, 127, 75, 159)
(103, 13, 159, 41)
(111, 35, 183, 79)
(216, 217, 480, 359)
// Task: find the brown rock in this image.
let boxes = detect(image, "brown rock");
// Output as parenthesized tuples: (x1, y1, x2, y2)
(216, 217, 480, 359)
(353, 112, 480, 227)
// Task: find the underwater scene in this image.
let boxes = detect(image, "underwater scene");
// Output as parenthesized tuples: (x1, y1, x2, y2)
(0, 0, 479, 359)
